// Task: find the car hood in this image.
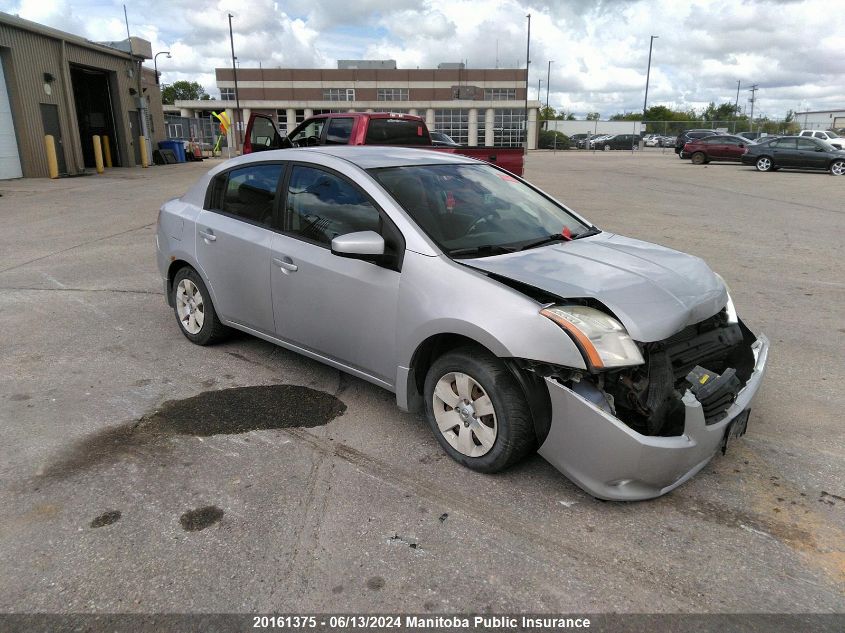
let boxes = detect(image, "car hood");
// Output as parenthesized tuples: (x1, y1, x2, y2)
(463, 232, 727, 342)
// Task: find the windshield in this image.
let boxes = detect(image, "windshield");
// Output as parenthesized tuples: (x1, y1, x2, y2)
(370, 164, 592, 256)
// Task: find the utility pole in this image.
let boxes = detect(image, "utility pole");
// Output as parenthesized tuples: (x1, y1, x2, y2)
(748, 84, 759, 133)
(524, 13, 531, 149)
(546, 60, 552, 110)
(733, 80, 741, 133)
(538, 78, 543, 102)
(228, 13, 242, 152)
(642, 36, 658, 118)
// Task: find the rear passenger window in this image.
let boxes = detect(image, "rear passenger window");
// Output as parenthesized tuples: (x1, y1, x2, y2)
(365, 119, 429, 145)
(325, 118, 354, 145)
(214, 164, 283, 227)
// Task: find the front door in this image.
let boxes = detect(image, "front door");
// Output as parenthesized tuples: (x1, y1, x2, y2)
(195, 162, 285, 335)
(795, 138, 828, 168)
(40, 103, 67, 175)
(271, 163, 402, 384)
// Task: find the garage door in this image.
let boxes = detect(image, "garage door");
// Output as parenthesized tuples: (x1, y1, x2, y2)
(0, 56, 23, 180)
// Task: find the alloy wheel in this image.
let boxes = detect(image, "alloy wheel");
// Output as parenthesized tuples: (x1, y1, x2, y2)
(831, 161, 845, 176)
(756, 157, 772, 172)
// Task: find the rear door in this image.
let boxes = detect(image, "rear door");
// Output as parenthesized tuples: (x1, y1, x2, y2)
(723, 137, 746, 160)
(195, 162, 285, 334)
(771, 138, 799, 166)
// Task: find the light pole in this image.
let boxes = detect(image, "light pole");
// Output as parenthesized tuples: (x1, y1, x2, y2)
(546, 60, 552, 110)
(524, 13, 531, 148)
(642, 35, 658, 122)
(153, 51, 171, 85)
(538, 78, 543, 102)
(733, 80, 741, 133)
(228, 13, 242, 151)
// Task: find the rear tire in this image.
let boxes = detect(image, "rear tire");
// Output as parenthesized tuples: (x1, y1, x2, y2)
(691, 152, 707, 165)
(603, 144, 610, 151)
(755, 156, 773, 172)
(830, 160, 845, 176)
(424, 346, 535, 473)
(172, 267, 230, 345)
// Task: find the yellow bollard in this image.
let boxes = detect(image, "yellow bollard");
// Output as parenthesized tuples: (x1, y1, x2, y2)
(102, 135, 113, 168)
(138, 136, 149, 168)
(44, 135, 59, 179)
(92, 135, 104, 174)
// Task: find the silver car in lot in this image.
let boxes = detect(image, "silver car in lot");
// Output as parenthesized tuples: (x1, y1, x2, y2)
(156, 146, 769, 500)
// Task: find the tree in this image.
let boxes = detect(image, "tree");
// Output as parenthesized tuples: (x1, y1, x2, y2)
(161, 81, 209, 105)
(538, 105, 557, 121)
(585, 112, 600, 121)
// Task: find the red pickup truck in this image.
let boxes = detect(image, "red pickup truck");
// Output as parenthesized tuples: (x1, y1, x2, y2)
(244, 112, 525, 176)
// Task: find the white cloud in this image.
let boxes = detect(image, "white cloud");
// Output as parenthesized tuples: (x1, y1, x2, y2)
(1, 0, 842, 117)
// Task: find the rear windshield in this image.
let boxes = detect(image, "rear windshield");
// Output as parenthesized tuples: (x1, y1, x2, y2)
(365, 119, 430, 146)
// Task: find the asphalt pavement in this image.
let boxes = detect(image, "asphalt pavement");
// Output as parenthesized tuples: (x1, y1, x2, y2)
(0, 150, 842, 617)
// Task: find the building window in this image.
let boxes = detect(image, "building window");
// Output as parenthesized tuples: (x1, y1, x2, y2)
(477, 110, 486, 145)
(323, 88, 355, 101)
(220, 87, 235, 101)
(493, 108, 525, 147)
(484, 88, 516, 100)
(377, 88, 409, 101)
(433, 109, 469, 145)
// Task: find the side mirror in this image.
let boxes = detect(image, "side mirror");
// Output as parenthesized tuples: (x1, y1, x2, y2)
(331, 231, 385, 259)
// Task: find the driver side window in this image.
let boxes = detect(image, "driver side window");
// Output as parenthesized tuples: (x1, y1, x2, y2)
(289, 120, 325, 146)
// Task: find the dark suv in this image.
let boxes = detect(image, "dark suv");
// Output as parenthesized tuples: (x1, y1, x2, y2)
(675, 129, 718, 157)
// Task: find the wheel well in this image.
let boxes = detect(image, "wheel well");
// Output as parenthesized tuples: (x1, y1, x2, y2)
(405, 333, 552, 444)
(165, 260, 193, 306)
(407, 334, 487, 411)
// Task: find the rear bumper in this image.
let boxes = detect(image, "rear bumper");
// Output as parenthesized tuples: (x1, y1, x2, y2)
(537, 335, 769, 501)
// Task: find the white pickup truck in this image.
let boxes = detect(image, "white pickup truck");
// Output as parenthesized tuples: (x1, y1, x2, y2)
(799, 130, 844, 150)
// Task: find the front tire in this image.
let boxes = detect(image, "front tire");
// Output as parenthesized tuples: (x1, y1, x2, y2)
(691, 152, 707, 165)
(756, 156, 773, 172)
(172, 267, 230, 345)
(424, 346, 535, 473)
(603, 144, 610, 151)
(830, 160, 845, 176)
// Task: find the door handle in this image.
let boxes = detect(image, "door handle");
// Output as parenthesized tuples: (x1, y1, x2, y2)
(273, 257, 298, 273)
(199, 229, 216, 242)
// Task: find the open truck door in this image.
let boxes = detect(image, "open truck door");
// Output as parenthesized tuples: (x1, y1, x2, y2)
(244, 113, 287, 154)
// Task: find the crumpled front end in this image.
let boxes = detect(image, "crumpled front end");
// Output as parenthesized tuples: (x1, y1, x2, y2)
(537, 318, 769, 501)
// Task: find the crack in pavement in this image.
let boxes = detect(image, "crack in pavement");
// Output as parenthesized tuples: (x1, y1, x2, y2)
(0, 287, 163, 296)
(0, 222, 156, 275)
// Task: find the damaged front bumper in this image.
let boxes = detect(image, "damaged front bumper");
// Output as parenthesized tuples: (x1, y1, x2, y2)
(537, 335, 769, 501)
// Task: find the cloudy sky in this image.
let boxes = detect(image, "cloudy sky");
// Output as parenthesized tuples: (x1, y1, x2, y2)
(2, 0, 843, 119)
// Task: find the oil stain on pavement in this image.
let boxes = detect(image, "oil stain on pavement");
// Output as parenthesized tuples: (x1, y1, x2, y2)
(43, 385, 346, 479)
(180, 506, 224, 531)
(90, 510, 121, 528)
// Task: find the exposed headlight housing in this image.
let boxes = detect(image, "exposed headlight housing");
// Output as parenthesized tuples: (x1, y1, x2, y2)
(540, 305, 644, 370)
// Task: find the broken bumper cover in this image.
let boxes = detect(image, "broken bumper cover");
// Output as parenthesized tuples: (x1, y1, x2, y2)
(537, 335, 769, 501)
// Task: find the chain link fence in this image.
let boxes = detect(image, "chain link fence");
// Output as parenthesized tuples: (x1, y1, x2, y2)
(642, 119, 799, 137)
(164, 114, 224, 156)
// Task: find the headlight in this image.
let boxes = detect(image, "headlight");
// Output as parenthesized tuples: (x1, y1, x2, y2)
(540, 305, 644, 370)
(714, 274, 738, 324)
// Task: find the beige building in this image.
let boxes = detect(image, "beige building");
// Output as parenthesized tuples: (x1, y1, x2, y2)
(174, 61, 540, 150)
(0, 12, 166, 179)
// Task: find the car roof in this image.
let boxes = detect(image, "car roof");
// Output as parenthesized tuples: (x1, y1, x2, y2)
(212, 146, 480, 173)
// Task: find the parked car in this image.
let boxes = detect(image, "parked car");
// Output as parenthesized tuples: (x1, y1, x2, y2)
(658, 135, 675, 147)
(741, 136, 845, 175)
(575, 135, 602, 149)
(675, 129, 719, 157)
(586, 134, 612, 149)
(735, 131, 769, 142)
(644, 135, 660, 147)
(569, 133, 591, 148)
(798, 130, 844, 150)
(683, 135, 751, 164)
(156, 146, 769, 501)
(430, 131, 461, 147)
(597, 134, 642, 151)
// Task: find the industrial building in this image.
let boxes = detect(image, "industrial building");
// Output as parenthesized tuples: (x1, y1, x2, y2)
(795, 108, 845, 132)
(0, 12, 166, 179)
(172, 60, 541, 150)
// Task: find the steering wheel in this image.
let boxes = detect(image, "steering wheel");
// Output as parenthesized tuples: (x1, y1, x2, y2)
(293, 136, 320, 148)
(465, 212, 500, 235)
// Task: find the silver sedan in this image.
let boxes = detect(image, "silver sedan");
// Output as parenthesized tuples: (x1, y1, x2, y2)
(156, 146, 768, 500)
